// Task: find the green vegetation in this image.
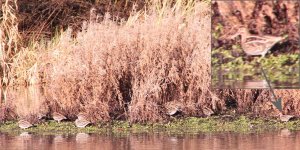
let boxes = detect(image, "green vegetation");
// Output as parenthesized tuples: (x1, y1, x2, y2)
(211, 1, 299, 88)
(212, 46, 299, 85)
(1, 116, 300, 135)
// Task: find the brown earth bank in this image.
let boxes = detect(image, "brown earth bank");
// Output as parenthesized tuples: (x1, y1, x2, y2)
(0, 0, 300, 123)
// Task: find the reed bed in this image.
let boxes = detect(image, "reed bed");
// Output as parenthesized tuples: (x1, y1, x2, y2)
(0, 0, 299, 123)
(37, 0, 218, 123)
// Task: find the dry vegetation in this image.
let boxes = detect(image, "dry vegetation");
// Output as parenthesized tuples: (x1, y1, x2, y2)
(0, 0, 299, 123)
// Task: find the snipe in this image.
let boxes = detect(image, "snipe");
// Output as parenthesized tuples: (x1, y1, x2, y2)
(75, 113, 91, 128)
(226, 27, 285, 57)
(37, 112, 48, 120)
(202, 107, 214, 117)
(279, 114, 294, 122)
(52, 112, 67, 123)
(166, 105, 181, 116)
(18, 119, 33, 129)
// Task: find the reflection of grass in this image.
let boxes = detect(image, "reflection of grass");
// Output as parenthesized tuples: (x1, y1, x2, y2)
(212, 47, 299, 84)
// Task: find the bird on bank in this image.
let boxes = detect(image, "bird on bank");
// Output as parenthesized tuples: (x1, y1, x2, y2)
(75, 113, 91, 128)
(166, 105, 182, 116)
(37, 112, 48, 120)
(202, 107, 214, 117)
(18, 119, 33, 129)
(52, 112, 67, 123)
(279, 114, 294, 122)
(225, 26, 286, 57)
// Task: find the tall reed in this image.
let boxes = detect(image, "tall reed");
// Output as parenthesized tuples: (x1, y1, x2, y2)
(1, 0, 298, 123)
(22, 0, 217, 122)
(0, 0, 21, 86)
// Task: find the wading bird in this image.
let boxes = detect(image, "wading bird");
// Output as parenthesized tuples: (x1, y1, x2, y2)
(202, 107, 214, 117)
(227, 27, 285, 57)
(52, 112, 67, 123)
(222, 26, 286, 111)
(37, 112, 47, 120)
(18, 119, 33, 129)
(166, 105, 181, 116)
(279, 114, 294, 122)
(75, 113, 91, 128)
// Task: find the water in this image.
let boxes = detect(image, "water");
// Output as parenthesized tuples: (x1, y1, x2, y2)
(212, 79, 300, 89)
(1, 130, 300, 150)
(212, 69, 300, 89)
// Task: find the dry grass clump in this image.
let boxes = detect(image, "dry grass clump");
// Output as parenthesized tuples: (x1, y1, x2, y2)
(1, 0, 147, 87)
(0, 0, 21, 86)
(216, 89, 279, 117)
(3, 0, 299, 123)
(24, 1, 217, 123)
(277, 90, 300, 116)
(4, 86, 47, 122)
(16, 0, 147, 41)
(215, 89, 300, 118)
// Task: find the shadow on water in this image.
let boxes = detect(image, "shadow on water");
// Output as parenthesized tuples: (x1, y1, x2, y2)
(1, 130, 300, 149)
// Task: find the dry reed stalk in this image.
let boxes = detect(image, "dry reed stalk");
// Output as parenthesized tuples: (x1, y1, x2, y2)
(10, 86, 46, 119)
(276, 90, 300, 115)
(4, 0, 299, 123)
(0, 0, 20, 86)
(30, 1, 214, 122)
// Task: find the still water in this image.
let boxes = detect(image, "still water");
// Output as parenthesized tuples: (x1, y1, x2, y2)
(1, 130, 300, 150)
(212, 69, 300, 89)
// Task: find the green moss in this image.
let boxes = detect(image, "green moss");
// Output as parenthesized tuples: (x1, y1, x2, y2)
(1, 116, 300, 135)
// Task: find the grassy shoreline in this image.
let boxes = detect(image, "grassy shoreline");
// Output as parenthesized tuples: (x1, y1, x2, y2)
(1, 0, 300, 127)
(1, 116, 300, 135)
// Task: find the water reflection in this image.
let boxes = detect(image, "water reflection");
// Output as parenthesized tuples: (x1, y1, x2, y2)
(53, 135, 65, 143)
(76, 133, 90, 143)
(280, 128, 291, 137)
(212, 67, 300, 89)
(1, 131, 300, 149)
(212, 79, 300, 89)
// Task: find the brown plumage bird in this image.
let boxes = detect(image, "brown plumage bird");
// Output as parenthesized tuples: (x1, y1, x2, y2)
(279, 114, 294, 122)
(166, 105, 181, 116)
(227, 27, 285, 57)
(52, 112, 66, 123)
(18, 119, 33, 129)
(37, 112, 47, 120)
(202, 107, 214, 117)
(75, 113, 91, 128)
